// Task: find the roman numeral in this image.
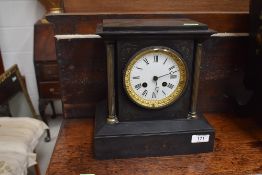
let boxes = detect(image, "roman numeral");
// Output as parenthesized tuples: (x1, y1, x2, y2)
(163, 58, 167, 64)
(154, 55, 158, 62)
(152, 92, 157, 98)
(135, 83, 141, 90)
(167, 83, 174, 89)
(155, 87, 159, 93)
(169, 65, 175, 71)
(170, 74, 177, 79)
(132, 76, 140, 79)
(136, 67, 143, 70)
(142, 89, 148, 96)
(162, 90, 166, 96)
(143, 58, 149, 65)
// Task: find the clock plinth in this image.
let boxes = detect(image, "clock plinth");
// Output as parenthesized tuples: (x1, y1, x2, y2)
(95, 19, 216, 159)
(95, 102, 214, 159)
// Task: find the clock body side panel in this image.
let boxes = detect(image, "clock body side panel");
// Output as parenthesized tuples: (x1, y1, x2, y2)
(116, 39, 194, 121)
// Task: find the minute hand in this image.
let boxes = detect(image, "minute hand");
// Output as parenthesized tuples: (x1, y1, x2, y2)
(158, 73, 170, 78)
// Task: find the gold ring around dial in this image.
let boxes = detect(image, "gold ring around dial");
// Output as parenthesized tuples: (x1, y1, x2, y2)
(123, 46, 188, 109)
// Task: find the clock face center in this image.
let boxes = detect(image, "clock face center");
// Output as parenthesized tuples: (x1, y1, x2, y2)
(153, 76, 158, 81)
(124, 47, 187, 109)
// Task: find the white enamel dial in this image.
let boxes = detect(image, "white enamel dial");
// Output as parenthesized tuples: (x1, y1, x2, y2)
(124, 47, 187, 109)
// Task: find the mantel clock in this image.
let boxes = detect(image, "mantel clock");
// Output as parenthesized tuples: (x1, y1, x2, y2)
(94, 18, 215, 159)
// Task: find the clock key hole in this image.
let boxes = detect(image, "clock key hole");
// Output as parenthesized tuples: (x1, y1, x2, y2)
(162, 82, 167, 87)
(142, 82, 148, 88)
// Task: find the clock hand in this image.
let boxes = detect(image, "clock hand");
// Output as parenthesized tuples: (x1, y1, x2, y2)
(152, 76, 159, 93)
(158, 71, 178, 79)
(158, 73, 170, 78)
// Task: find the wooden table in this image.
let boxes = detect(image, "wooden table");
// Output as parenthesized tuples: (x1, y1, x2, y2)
(46, 113, 262, 175)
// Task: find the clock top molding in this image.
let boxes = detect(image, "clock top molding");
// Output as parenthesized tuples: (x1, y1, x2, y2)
(97, 18, 215, 39)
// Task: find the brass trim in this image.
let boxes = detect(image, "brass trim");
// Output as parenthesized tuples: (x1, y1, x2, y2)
(188, 43, 202, 118)
(107, 115, 118, 124)
(123, 46, 188, 109)
(40, 18, 50, 24)
(0, 65, 38, 119)
(106, 43, 118, 124)
(0, 65, 17, 84)
(49, 7, 63, 14)
(38, 0, 64, 14)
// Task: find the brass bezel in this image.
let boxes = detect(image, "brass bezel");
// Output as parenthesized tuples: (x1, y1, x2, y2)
(123, 46, 188, 109)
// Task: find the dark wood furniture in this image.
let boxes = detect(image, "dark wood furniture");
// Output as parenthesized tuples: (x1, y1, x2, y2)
(34, 19, 61, 126)
(46, 113, 262, 175)
(47, 13, 249, 118)
(0, 50, 9, 116)
(42, 0, 250, 118)
(63, 0, 249, 13)
(41, 1, 261, 173)
(52, 36, 106, 118)
(43, 1, 261, 173)
(0, 50, 4, 74)
(243, 0, 262, 115)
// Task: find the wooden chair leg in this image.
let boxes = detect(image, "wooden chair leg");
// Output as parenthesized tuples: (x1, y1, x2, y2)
(34, 163, 41, 175)
(38, 99, 51, 142)
(45, 128, 51, 142)
(50, 100, 57, 119)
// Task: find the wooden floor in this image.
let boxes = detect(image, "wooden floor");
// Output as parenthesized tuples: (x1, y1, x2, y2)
(46, 113, 262, 175)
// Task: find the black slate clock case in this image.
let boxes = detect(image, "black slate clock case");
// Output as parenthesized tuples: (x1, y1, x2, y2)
(117, 39, 194, 121)
(94, 19, 216, 159)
